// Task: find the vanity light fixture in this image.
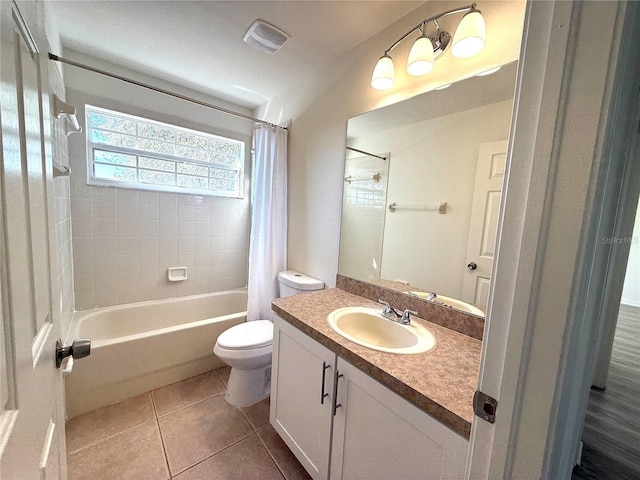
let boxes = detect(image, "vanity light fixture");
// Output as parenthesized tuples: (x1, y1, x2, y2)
(371, 3, 486, 90)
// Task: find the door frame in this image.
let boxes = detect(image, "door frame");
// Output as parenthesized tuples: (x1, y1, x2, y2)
(467, 0, 640, 478)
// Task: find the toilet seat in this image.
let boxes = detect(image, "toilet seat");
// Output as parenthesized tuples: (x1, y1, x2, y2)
(216, 320, 273, 350)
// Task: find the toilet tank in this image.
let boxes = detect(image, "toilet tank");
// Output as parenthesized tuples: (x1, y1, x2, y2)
(277, 270, 324, 298)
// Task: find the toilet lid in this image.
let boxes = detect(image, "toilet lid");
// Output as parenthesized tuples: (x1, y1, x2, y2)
(217, 320, 273, 350)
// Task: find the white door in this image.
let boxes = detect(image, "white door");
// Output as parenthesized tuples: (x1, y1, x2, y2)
(0, 2, 67, 478)
(462, 140, 508, 308)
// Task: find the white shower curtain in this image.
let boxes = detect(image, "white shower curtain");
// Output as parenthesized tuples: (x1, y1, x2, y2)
(247, 123, 288, 321)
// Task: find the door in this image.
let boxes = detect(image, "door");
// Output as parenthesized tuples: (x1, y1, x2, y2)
(270, 315, 335, 480)
(330, 357, 468, 480)
(462, 140, 508, 308)
(0, 2, 66, 478)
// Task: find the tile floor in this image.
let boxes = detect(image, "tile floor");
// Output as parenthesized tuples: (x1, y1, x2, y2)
(66, 367, 311, 480)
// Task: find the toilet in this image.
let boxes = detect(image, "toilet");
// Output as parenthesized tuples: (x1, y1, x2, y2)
(214, 270, 324, 407)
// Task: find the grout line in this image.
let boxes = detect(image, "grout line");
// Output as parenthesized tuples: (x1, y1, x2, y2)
(66, 417, 158, 456)
(155, 418, 173, 477)
(150, 388, 173, 477)
(170, 430, 256, 477)
(155, 391, 226, 419)
(255, 427, 289, 480)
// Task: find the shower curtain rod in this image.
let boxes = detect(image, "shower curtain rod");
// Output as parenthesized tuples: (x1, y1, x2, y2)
(48, 53, 287, 131)
(345, 146, 387, 161)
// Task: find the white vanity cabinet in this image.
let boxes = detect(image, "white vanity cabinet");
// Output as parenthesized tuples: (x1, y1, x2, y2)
(270, 314, 469, 480)
(330, 357, 469, 480)
(270, 315, 336, 480)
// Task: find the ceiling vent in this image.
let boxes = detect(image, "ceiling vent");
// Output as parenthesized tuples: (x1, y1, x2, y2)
(243, 20, 290, 55)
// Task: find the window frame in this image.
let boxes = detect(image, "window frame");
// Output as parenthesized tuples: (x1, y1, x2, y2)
(85, 105, 246, 198)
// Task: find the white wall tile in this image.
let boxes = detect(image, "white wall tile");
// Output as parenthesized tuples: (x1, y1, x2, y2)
(93, 200, 116, 219)
(178, 205, 195, 222)
(139, 254, 159, 271)
(117, 201, 139, 220)
(117, 254, 139, 272)
(159, 237, 177, 253)
(117, 237, 139, 255)
(139, 237, 159, 254)
(139, 202, 159, 220)
(93, 219, 117, 237)
(159, 204, 177, 222)
(159, 221, 177, 237)
(177, 237, 194, 253)
(139, 220, 159, 237)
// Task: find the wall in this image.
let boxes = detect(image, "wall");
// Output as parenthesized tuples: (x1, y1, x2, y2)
(621, 201, 640, 307)
(256, 0, 525, 287)
(350, 100, 513, 299)
(45, 1, 75, 337)
(64, 51, 253, 309)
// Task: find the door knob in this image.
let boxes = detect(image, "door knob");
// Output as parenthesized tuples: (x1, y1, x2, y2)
(467, 262, 478, 271)
(56, 338, 91, 368)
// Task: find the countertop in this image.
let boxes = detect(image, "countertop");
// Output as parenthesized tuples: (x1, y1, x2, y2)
(272, 288, 482, 439)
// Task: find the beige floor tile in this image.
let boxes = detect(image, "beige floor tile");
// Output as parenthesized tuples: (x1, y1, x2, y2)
(258, 426, 312, 480)
(66, 393, 155, 454)
(152, 371, 225, 416)
(216, 366, 231, 387)
(241, 397, 271, 431)
(173, 434, 284, 480)
(67, 421, 169, 480)
(159, 395, 252, 475)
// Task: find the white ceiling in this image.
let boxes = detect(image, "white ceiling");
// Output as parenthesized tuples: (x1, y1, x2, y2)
(49, 1, 424, 108)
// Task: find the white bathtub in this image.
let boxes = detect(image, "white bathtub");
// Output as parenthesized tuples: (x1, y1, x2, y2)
(65, 289, 247, 418)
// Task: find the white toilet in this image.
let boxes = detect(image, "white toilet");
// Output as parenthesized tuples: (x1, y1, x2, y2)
(214, 270, 324, 407)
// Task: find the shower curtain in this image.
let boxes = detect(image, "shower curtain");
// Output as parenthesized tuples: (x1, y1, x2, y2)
(247, 123, 288, 321)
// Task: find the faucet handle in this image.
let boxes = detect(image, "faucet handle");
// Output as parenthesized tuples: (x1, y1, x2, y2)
(401, 309, 418, 323)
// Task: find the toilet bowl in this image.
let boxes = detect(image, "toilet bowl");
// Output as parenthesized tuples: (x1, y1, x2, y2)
(213, 270, 324, 407)
(213, 320, 273, 407)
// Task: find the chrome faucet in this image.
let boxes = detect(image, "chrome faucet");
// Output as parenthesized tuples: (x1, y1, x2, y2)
(426, 292, 437, 302)
(378, 299, 400, 320)
(400, 309, 418, 324)
(377, 300, 416, 325)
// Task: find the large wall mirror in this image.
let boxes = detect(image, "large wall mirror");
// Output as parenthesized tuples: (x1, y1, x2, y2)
(338, 62, 517, 317)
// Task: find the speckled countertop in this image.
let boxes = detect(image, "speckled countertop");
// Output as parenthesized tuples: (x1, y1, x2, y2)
(272, 288, 482, 439)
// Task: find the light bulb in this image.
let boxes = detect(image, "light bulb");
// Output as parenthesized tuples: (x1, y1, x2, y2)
(451, 10, 486, 58)
(406, 35, 434, 76)
(371, 54, 395, 90)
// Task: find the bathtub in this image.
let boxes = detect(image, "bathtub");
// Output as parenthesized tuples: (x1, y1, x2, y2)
(65, 289, 247, 418)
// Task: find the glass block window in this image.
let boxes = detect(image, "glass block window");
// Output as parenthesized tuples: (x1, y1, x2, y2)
(86, 105, 245, 197)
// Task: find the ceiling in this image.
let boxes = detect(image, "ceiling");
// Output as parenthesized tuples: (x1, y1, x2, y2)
(48, 1, 424, 108)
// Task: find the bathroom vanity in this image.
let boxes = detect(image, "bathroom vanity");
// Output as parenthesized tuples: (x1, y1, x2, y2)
(270, 288, 481, 480)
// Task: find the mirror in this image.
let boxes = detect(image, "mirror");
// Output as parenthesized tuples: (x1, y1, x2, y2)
(338, 62, 518, 316)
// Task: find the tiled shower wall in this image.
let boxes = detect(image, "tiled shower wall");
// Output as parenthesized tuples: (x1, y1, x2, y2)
(67, 93, 251, 310)
(50, 63, 75, 334)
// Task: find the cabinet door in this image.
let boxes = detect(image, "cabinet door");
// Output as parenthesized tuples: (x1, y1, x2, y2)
(330, 358, 469, 480)
(271, 315, 336, 480)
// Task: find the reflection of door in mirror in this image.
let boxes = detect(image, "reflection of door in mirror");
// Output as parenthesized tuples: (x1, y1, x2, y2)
(462, 140, 508, 308)
(338, 153, 390, 281)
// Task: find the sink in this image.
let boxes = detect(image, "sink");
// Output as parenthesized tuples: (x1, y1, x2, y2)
(327, 307, 435, 354)
(408, 292, 485, 317)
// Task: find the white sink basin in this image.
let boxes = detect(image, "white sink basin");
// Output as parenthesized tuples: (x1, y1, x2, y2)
(327, 307, 435, 355)
(408, 292, 485, 317)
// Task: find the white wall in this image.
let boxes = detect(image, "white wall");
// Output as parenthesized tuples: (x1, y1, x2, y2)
(621, 201, 640, 307)
(349, 100, 512, 298)
(64, 51, 254, 309)
(256, 0, 525, 287)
